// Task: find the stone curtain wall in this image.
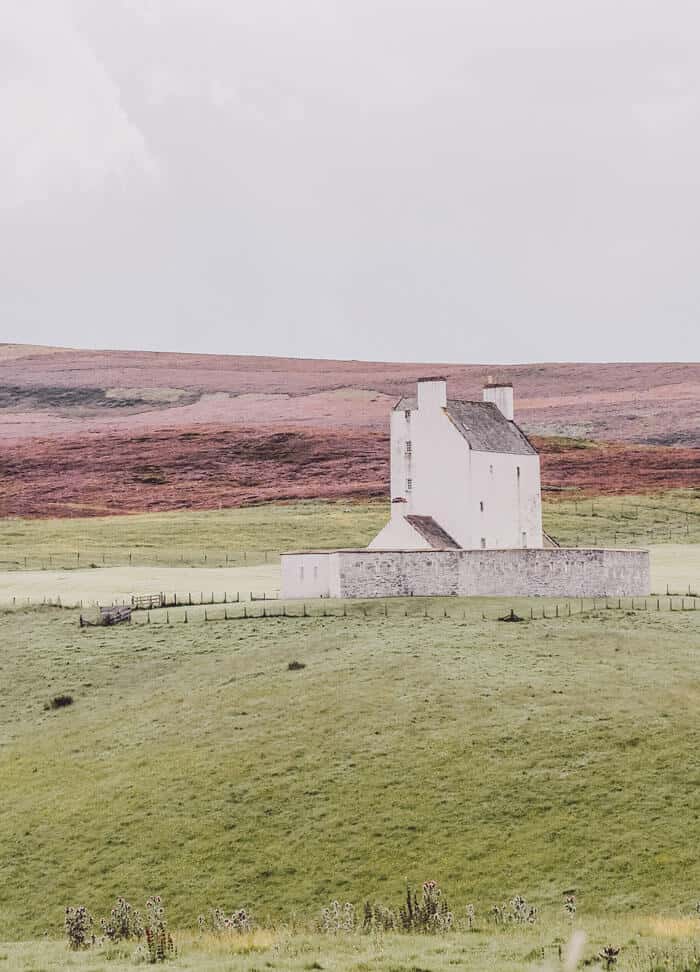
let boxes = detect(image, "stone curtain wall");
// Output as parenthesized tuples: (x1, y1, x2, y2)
(281, 548, 650, 598)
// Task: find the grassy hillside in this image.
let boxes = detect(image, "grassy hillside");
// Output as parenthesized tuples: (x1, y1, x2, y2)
(0, 491, 698, 570)
(2, 599, 699, 941)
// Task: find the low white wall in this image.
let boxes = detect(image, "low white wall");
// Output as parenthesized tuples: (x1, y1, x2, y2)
(281, 552, 340, 598)
(280, 548, 650, 599)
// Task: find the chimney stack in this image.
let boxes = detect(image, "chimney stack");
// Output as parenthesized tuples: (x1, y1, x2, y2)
(417, 376, 447, 410)
(483, 378, 514, 421)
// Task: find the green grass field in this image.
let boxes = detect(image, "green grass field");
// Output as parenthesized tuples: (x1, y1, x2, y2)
(1, 491, 698, 570)
(2, 598, 699, 953)
(6, 918, 700, 971)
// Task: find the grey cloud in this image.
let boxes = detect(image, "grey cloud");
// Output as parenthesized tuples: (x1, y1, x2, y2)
(1, 0, 699, 362)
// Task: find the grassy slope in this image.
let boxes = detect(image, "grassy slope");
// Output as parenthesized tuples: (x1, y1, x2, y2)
(0, 491, 698, 570)
(2, 601, 699, 941)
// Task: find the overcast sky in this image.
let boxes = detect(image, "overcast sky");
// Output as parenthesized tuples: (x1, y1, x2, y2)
(1, 0, 699, 363)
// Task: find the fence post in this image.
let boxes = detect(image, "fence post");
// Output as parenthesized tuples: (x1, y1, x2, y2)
(184, 610, 188, 623)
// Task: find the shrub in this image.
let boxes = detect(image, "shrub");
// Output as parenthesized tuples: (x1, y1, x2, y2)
(46, 694, 73, 710)
(288, 660, 306, 671)
(64, 905, 93, 950)
(320, 900, 356, 934)
(399, 881, 453, 933)
(100, 897, 144, 941)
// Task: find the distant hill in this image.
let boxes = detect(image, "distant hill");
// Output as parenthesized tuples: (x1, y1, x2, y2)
(0, 345, 698, 516)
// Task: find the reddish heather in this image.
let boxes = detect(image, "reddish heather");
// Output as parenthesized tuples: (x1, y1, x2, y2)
(1, 423, 697, 519)
(0, 346, 697, 516)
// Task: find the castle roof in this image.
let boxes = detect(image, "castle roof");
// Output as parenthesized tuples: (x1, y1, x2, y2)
(394, 397, 537, 456)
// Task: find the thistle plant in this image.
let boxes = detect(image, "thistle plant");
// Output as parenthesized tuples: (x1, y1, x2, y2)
(400, 881, 454, 933)
(564, 895, 577, 921)
(198, 907, 254, 934)
(141, 896, 175, 963)
(64, 905, 94, 950)
(320, 900, 356, 934)
(100, 896, 144, 941)
(465, 903, 476, 930)
(599, 944, 620, 969)
(362, 901, 398, 932)
(490, 895, 538, 925)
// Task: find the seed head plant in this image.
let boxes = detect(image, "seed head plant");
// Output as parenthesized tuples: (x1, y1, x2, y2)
(400, 881, 454, 933)
(64, 905, 94, 950)
(100, 896, 144, 941)
(320, 900, 356, 934)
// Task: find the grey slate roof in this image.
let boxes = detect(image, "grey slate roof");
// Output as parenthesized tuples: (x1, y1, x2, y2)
(395, 397, 537, 456)
(405, 515, 461, 549)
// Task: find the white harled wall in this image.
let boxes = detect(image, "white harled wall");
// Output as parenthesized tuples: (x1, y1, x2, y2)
(381, 379, 542, 550)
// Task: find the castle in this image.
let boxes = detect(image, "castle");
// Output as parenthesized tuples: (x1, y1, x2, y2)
(280, 379, 649, 600)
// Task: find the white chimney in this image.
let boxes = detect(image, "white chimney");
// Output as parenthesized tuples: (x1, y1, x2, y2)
(483, 378, 514, 421)
(417, 376, 447, 410)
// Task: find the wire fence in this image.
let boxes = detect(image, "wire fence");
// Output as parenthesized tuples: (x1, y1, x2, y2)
(66, 592, 698, 627)
(0, 550, 281, 571)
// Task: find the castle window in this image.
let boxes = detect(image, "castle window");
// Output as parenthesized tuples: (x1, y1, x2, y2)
(405, 440, 412, 455)
(313, 565, 319, 579)
(480, 537, 486, 549)
(479, 501, 484, 512)
(404, 409, 411, 420)
(406, 478, 413, 491)
(489, 464, 494, 475)
(299, 566, 304, 580)
(517, 466, 521, 479)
